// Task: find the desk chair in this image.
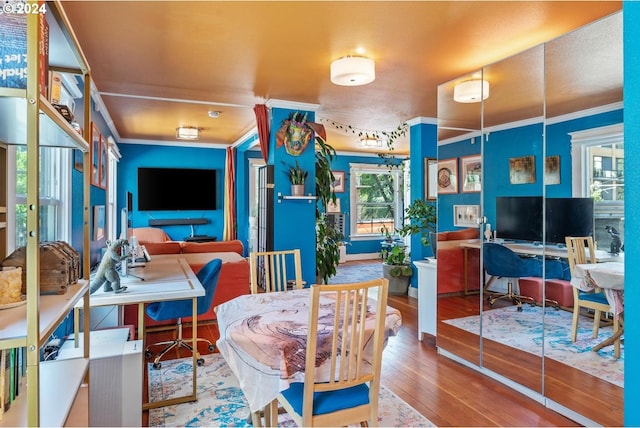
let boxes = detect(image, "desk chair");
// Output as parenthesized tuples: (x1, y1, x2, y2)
(249, 249, 303, 294)
(275, 278, 389, 427)
(483, 243, 542, 311)
(565, 237, 620, 357)
(145, 258, 222, 369)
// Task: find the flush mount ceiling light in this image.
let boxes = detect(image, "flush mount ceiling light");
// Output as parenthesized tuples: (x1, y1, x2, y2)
(360, 136, 382, 148)
(330, 56, 375, 86)
(208, 110, 221, 118)
(176, 126, 200, 140)
(453, 79, 490, 103)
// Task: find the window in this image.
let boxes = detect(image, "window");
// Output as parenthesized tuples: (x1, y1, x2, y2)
(349, 163, 404, 239)
(569, 124, 624, 246)
(11, 146, 71, 249)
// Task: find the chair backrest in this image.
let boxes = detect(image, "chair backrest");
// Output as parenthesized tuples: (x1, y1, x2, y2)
(483, 242, 542, 278)
(302, 278, 389, 421)
(249, 249, 303, 293)
(565, 236, 597, 275)
(145, 258, 222, 321)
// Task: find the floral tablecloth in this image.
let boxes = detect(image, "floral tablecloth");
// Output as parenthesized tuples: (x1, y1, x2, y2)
(215, 288, 402, 412)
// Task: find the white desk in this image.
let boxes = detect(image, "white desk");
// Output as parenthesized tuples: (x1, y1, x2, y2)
(414, 259, 437, 340)
(461, 239, 622, 261)
(74, 256, 204, 409)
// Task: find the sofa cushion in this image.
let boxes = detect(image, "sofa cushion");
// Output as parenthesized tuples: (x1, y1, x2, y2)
(181, 240, 244, 255)
(446, 228, 479, 240)
(143, 242, 182, 255)
(133, 227, 171, 243)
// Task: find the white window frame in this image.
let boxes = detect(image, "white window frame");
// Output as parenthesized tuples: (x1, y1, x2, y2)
(349, 163, 404, 241)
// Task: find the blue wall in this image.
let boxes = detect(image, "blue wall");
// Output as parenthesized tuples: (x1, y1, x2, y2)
(117, 143, 226, 241)
(624, 2, 639, 424)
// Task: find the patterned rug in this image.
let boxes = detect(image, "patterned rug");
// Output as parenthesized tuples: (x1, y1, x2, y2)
(329, 260, 382, 284)
(148, 353, 435, 427)
(443, 305, 623, 387)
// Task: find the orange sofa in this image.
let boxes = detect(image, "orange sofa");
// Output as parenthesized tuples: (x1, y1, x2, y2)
(122, 238, 250, 333)
(436, 228, 481, 294)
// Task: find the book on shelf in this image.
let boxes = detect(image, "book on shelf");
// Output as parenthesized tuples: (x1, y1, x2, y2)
(0, 347, 26, 421)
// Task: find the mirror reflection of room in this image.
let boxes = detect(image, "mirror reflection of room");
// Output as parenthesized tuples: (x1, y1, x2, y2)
(435, 12, 623, 427)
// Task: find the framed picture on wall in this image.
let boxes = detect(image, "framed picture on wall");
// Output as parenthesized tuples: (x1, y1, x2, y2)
(331, 171, 345, 193)
(73, 149, 83, 173)
(545, 155, 560, 185)
(93, 205, 105, 241)
(90, 123, 100, 186)
(425, 158, 437, 200)
(453, 205, 480, 228)
(509, 155, 536, 184)
(100, 134, 108, 189)
(437, 158, 458, 194)
(461, 155, 481, 193)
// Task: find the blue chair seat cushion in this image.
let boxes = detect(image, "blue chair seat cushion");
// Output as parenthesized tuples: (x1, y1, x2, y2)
(280, 382, 370, 416)
(578, 290, 609, 305)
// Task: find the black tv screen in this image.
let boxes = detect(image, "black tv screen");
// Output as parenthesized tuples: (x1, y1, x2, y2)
(138, 167, 217, 211)
(545, 198, 594, 244)
(496, 196, 543, 242)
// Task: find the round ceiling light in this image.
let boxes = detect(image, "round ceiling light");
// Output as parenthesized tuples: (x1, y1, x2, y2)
(330, 56, 375, 86)
(453, 79, 490, 103)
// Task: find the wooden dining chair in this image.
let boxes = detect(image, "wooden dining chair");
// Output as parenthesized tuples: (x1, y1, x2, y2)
(565, 236, 620, 357)
(275, 278, 389, 427)
(249, 249, 303, 294)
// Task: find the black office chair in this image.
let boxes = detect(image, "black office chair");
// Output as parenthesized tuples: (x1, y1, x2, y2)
(145, 258, 222, 369)
(483, 243, 542, 311)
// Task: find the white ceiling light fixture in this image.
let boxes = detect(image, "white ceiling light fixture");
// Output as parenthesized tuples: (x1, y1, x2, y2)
(331, 56, 375, 86)
(453, 79, 490, 103)
(208, 110, 221, 118)
(176, 126, 200, 140)
(360, 136, 382, 148)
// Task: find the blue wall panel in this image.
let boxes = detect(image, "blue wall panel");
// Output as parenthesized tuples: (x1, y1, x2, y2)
(117, 143, 226, 241)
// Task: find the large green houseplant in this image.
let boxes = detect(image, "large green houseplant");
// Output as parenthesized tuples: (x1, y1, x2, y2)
(396, 199, 437, 256)
(381, 245, 413, 294)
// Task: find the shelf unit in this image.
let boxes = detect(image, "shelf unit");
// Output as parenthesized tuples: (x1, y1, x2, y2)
(277, 192, 317, 203)
(0, 2, 92, 426)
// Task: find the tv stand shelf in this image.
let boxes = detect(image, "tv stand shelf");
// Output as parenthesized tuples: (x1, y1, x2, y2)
(149, 218, 209, 226)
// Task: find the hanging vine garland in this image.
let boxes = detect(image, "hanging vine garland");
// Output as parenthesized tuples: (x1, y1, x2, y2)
(319, 118, 409, 153)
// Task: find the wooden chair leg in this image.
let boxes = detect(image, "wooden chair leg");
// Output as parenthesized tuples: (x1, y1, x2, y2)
(571, 306, 580, 342)
(592, 310, 602, 338)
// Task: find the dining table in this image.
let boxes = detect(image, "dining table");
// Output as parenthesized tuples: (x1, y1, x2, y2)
(214, 288, 402, 416)
(570, 261, 624, 353)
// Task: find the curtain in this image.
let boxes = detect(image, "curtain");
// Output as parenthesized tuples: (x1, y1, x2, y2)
(223, 146, 237, 241)
(253, 104, 270, 162)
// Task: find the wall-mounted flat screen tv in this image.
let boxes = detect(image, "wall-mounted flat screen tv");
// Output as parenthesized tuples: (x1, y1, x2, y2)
(545, 197, 594, 244)
(496, 196, 594, 244)
(496, 196, 543, 242)
(138, 167, 217, 211)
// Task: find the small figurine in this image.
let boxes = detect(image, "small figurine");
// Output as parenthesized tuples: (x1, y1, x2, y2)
(89, 239, 130, 294)
(605, 225, 623, 255)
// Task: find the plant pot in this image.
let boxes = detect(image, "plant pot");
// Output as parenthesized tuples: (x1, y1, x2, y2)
(291, 184, 304, 196)
(382, 263, 410, 295)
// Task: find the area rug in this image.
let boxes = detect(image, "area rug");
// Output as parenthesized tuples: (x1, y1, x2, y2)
(148, 353, 435, 427)
(443, 305, 623, 387)
(329, 260, 382, 284)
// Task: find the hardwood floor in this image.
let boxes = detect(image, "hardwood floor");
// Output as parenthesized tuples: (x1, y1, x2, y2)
(142, 286, 578, 426)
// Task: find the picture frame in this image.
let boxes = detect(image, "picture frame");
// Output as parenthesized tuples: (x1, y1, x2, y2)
(453, 204, 480, 228)
(509, 155, 536, 184)
(73, 149, 83, 173)
(326, 198, 341, 213)
(545, 155, 560, 185)
(437, 158, 458, 194)
(90, 123, 100, 186)
(331, 171, 345, 193)
(425, 158, 437, 200)
(460, 154, 481, 193)
(93, 205, 105, 241)
(99, 134, 108, 189)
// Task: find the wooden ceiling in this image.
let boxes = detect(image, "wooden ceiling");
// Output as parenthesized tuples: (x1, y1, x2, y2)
(61, 1, 622, 154)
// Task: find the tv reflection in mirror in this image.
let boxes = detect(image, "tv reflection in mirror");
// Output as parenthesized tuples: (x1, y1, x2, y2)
(138, 167, 217, 211)
(496, 196, 593, 244)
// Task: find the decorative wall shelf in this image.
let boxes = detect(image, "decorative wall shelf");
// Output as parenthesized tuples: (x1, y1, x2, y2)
(277, 192, 317, 203)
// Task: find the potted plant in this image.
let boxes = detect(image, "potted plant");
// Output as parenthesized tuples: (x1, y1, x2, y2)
(285, 160, 308, 196)
(381, 245, 413, 295)
(396, 199, 438, 257)
(316, 213, 343, 284)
